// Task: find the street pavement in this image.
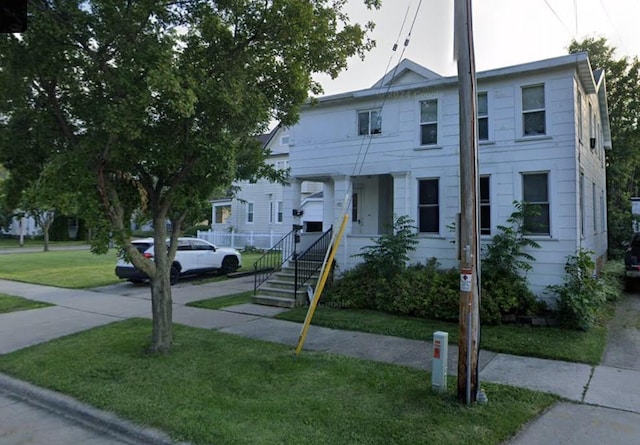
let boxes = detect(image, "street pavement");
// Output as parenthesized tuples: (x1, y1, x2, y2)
(0, 276, 639, 444)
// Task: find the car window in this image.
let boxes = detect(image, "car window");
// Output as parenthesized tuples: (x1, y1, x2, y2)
(192, 240, 214, 251)
(177, 240, 193, 251)
(133, 242, 153, 254)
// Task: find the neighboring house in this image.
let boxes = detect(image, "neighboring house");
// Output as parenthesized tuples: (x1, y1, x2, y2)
(284, 53, 610, 302)
(209, 126, 323, 249)
(2, 215, 41, 237)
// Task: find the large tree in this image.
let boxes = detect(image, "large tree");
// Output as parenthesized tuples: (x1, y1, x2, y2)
(568, 37, 640, 256)
(0, 0, 380, 353)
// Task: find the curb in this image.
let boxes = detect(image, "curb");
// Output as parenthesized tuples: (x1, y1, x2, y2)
(0, 372, 188, 445)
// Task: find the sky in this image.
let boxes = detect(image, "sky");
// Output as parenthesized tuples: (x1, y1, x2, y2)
(315, 0, 640, 96)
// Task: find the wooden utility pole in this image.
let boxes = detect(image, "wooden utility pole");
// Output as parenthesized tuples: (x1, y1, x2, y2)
(454, 0, 481, 405)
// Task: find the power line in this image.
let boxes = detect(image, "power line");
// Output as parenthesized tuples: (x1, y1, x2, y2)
(542, 0, 575, 38)
(596, 0, 627, 52)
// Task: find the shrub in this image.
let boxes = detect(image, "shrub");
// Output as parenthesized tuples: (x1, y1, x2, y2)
(183, 224, 210, 237)
(354, 215, 418, 278)
(547, 249, 607, 330)
(480, 201, 540, 323)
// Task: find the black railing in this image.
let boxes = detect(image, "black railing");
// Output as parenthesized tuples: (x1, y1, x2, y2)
(294, 226, 334, 301)
(253, 228, 297, 294)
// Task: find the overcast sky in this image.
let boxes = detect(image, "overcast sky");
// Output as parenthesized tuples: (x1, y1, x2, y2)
(315, 0, 640, 96)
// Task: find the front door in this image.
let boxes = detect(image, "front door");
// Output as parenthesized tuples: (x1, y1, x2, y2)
(351, 187, 364, 235)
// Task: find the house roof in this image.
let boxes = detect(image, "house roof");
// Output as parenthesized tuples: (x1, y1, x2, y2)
(306, 52, 612, 149)
(310, 52, 598, 104)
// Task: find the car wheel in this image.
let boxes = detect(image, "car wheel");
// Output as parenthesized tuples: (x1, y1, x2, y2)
(221, 256, 239, 274)
(170, 265, 179, 285)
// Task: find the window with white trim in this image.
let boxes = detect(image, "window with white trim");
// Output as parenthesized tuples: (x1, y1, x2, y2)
(592, 182, 597, 233)
(480, 176, 490, 235)
(358, 109, 381, 135)
(418, 178, 439, 233)
(522, 85, 546, 136)
(420, 99, 438, 145)
(522, 172, 550, 235)
(577, 90, 583, 142)
(269, 201, 274, 224)
(214, 205, 231, 224)
(580, 172, 585, 237)
(277, 201, 283, 223)
(477, 92, 488, 141)
(247, 202, 254, 223)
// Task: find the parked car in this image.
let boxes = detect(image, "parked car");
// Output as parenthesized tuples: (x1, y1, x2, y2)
(115, 237, 242, 284)
(624, 232, 640, 290)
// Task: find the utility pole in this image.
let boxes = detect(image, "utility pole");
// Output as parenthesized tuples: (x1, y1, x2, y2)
(454, 0, 481, 405)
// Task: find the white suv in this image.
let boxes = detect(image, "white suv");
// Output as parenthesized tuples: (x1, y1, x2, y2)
(115, 237, 242, 284)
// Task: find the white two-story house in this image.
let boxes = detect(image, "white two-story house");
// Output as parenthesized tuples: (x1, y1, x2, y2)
(284, 53, 611, 300)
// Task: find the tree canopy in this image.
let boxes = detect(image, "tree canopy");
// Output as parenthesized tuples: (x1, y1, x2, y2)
(569, 37, 640, 255)
(0, 0, 380, 352)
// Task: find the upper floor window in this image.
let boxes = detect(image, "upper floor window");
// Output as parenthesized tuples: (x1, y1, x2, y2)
(522, 172, 550, 235)
(522, 85, 545, 136)
(275, 160, 289, 171)
(358, 109, 381, 135)
(280, 135, 290, 145)
(418, 178, 439, 233)
(477, 93, 488, 141)
(577, 90, 583, 141)
(420, 99, 438, 145)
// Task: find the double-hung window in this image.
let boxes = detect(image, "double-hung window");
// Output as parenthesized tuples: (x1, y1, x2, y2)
(358, 109, 381, 135)
(522, 173, 550, 235)
(277, 201, 283, 223)
(477, 92, 488, 141)
(420, 99, 438, 145)
(247, 202, 254, 223)
(480, 176, 490, 235)
(418, 179, 439, 233)
(522, 85, 546, 136)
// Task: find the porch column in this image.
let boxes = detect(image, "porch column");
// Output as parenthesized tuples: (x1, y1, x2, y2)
(391, 171, 411, 220)
(323, 180, 335, 231)
(284, 178, 302, 230)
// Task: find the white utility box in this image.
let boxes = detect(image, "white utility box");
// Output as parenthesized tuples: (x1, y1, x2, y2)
(432, 331, 448, 392)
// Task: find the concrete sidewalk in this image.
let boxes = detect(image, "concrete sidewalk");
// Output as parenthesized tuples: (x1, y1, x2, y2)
(1, 277, 639, 444)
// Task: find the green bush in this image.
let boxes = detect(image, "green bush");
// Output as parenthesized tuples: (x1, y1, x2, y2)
(546, 249, 607, 330)
(480, 201, 541, 323)
(183, 224, 210, 237)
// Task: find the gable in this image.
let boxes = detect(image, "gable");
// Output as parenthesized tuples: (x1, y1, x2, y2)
(371, 58, 442, 88)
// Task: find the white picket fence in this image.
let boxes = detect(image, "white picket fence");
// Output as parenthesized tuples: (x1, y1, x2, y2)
(197, 230, 287, 250)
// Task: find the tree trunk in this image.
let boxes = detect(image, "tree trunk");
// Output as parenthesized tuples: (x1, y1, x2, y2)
(148, 215, 173, 353)
(149, 271, 173, 354)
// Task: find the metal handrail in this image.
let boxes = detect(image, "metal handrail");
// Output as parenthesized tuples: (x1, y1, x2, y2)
(253, 228, 297, 294)
(294, 226, 334, 301)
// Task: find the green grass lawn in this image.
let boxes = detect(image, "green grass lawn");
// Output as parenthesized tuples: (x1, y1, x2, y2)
(186, 291, 253, 310)
(0, 250, 120, 288)
(0, 319, 557, 445)
(276, 306, 608, 365)
(0, 293, 52, 313)
(0, 249, 263, 289)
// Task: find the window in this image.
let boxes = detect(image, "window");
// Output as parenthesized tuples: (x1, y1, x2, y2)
(281, 135, 290, 145)
(480, 176, 490, 235)
(214, 205, 231, 224)
(580, 172, 585, 237)
(592, 183, 597, 233)
(358, 109, 381, 135)
(522, 173, 550, 235)
(420, 99, 438, 145)
(275, 160, 289, 171)
(277, 201, 283, 223)
(577, 90, 583, 142)
(522, 85, 545, 136)
(477, 92, 488, 141)
(418, 179, 439, 233)
(589, 102, 595, 148)
(247, 202, 254, 223)
(269, 201, 274, 224)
